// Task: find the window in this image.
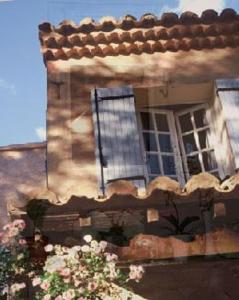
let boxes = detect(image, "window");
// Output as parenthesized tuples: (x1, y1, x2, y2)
(139, 110, 184, 185)
(139, 105, 220, 184)
(176, 106, 219, 179)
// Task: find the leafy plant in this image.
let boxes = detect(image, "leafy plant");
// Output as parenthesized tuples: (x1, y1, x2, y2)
(0, 220, 29, 299)
(99, 224, 128, 247)
(162, 192, 200, 239)
(162, 214, 200, 236)
(32, 235, 144, 300)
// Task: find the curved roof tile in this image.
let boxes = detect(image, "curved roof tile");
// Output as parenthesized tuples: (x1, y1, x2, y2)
(39, 8, 239, 63)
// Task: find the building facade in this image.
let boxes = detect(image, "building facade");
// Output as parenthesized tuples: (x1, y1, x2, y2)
(1, 8, 239, 260)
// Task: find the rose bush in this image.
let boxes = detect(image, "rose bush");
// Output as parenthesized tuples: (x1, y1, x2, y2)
(32, 234, 144, 300)
(0, 220, 145, 300)
(0, 219, 29, 299)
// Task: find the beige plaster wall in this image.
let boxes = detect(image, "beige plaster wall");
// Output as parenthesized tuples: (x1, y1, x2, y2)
(45, 47, 239, 200)
(0, 143, 46, 227)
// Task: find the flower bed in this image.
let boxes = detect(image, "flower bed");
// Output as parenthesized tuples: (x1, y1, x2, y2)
(0, 221, 145, 300)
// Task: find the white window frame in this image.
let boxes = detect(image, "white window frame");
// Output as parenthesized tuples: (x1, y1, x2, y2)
(175, 103, 224, 180)
(137, 104, 224, 185)
(137, 109, 185, 186)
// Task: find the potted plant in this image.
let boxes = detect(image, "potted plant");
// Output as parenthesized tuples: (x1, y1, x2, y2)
(162, 192, 200, 242)
(161, 214, 200, 242)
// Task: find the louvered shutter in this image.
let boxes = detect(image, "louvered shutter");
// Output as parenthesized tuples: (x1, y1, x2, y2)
(91, 86, 146, 196)
(216, 79, 239, 169)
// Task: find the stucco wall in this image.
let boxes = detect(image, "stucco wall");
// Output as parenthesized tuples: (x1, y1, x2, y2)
(45, 46, 239, 201)
(0, 142, 46, 227)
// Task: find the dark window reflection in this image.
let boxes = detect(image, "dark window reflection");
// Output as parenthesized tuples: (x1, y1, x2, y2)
(187, 155, 202, 175)
(194, 109, 208, 128)
(158, 134, 173, 152)
(155, 114, 169, 132)
(198, 129, 210, 149)
(147, 154, 161, 174)
(141, 112, 154, 130)
(162, 155, 176, 175)
(143, 132, 157, 151)
(183, 133, 197, 154)
(179, 113, 193, 133)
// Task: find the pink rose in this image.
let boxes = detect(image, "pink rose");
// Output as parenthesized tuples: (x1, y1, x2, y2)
(32, 277, 41, 287)
(55, 296, 63, 300)
(87, 281, 98, 291)
(19, 239, 27, 245)
(106, 253, 118, 262)
(13, 219, 26, 230)
(59, 268, 71, 277)
(3, 223, 13, 231)
(40, 280, 50, 290)
(63, 278, 71, 284)
(43, 295, 51, 300)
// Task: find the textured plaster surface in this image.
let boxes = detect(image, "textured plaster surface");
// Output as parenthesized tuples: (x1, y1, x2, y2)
(0, 143, 46, 227)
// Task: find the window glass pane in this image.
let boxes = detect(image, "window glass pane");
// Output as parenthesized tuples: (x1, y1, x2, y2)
(198, 129, 210, 150)
(183, 133, 197, 154)
(179, 113, 193, 133)
(194, 109, 208, 128)
(158, 134, 173, 153)
(155, 114, 169, 132)
(143, 132, 157, 151)
(187, 155, 202, 175)
(147, 154, 161, 174)
(162, 155, 176, 175)
(140, 112, 154, 130)
(203, 151, 217, 171)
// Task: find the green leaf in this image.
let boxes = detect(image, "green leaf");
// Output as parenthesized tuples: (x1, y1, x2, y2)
(179, 216, 200, 233)
(162, 214, 179, 229)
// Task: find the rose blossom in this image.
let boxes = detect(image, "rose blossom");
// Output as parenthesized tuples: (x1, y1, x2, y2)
(55, 296, 63, 300)
(40, 280, 50, 290)
(32, 277, 41, 286)
(63, 277, 71, 284)
(62, 289, 75, 300)
(13, 219, 26, 230)
(59, 268, 71, 277)
(43, 294, 51, 300)
(18, 239, 27, 245)
(105, 253, 118, 262)
(88, 281, 98, 291)
(99, 240, 107, 250)
(3, 223, 13, 231)
(129, 265, 144, 282)
(8, 227, 19, 237)
(44, 244, 54, 252)
(10, 283, 26, 295)
(44, 255, 66, 273)
(81, 245, 90, 253)
(83, 235, 92, 243)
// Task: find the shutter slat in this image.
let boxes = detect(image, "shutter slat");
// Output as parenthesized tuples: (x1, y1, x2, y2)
(92, 86, 146, 194)
(216, 79, 239, 169)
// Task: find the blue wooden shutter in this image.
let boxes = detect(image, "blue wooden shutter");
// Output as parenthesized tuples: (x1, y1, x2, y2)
(216, 79, 239, 169)
(91, 86, 146, 196)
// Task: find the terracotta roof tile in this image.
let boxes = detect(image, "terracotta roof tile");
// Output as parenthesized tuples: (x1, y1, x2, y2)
(39, 8, 239, 63)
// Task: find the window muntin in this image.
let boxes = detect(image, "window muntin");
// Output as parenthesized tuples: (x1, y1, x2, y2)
(139, 111, 183, 183)
(139, 105, 220, 184)
(176, 105, 219, 178)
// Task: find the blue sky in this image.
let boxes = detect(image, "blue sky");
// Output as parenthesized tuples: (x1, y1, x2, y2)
(0, 0, 238, 146)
